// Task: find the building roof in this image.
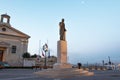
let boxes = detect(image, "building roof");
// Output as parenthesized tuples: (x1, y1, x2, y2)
(0, 14, 30, 39)
(1, 14, 10, 18)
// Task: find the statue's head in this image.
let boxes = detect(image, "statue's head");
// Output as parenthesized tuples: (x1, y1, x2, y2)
(62, 18, 64, 22)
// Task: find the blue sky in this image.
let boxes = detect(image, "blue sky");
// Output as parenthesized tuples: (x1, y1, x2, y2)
(0, 0, 120, 64)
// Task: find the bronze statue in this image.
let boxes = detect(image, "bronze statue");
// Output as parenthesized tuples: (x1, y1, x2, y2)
(59, 19, 66, 41)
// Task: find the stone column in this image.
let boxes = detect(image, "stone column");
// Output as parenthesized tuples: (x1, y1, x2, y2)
(53, 40, 72, 69)
(1, 17, 3, 22)
(57, 40, 67, 63)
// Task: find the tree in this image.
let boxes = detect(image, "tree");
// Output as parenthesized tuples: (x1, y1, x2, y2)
(51, 55, 57, 58)
(22, 52, 31, 58)
(31, 54, 37, 58)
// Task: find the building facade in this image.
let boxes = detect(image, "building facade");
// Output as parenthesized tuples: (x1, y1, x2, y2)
(0, 14, 30, 66)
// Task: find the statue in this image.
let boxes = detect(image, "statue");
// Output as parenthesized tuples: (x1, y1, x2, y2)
(59, 18, 66, 41)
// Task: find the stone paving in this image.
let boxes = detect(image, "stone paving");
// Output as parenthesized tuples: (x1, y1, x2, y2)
(0, 69, 120, 80)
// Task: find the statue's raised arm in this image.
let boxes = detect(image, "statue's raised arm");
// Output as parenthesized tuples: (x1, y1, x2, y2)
(59, 19, 66, 41)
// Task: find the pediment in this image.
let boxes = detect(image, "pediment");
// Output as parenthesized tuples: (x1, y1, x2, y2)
(0, 41, 10, 47)
(0, 41, 10, 45)
(0, 23, 30, 38)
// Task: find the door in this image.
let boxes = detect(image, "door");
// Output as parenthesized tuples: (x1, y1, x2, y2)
(0, 50, 3, 61)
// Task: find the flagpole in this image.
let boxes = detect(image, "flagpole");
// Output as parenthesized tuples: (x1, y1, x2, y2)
(47, 39, 48, 48)
(47, 39, 48, 56)
(36, 40, 41, 61)
(39, 40, 41, 55)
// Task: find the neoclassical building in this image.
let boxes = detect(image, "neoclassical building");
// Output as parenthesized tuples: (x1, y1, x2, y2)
(0, 14, 30, 66)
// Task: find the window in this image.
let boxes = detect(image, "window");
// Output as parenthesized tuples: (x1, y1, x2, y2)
(2, 28, 6, 31)
(11, 46, 17, 53)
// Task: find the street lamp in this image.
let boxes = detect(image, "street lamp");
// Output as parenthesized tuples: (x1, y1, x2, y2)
(102, 60, 104, 67)
(42, 43, 48, 69)
(108, 56, 111, 65)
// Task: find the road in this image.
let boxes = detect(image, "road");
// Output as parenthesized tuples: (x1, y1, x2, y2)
(0, 69, 120, 80)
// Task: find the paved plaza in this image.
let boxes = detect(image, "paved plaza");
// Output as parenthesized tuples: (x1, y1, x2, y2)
(0, 69, 120, 80)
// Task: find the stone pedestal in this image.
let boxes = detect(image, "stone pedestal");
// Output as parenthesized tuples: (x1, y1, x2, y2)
(54, 63, 72, 69)
(53, 40, 72, 69)
(57, 40, 67, 63)
(35, 68, 94, 78)
(35, 40, 94, 78)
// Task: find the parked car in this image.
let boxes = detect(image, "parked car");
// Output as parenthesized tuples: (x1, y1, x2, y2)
(0, 62, 10, 68)
(0, 64, 4, 69)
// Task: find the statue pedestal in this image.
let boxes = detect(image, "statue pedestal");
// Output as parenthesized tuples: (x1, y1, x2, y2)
(35, 40, 94, 78)
(53, 40, 72, 69)
(53, 63, 72, 69)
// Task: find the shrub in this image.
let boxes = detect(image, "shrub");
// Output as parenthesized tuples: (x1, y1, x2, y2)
(22, 52, 31, 58)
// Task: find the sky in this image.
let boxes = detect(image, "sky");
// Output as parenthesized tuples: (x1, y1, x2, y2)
(0, 0, 120, 64)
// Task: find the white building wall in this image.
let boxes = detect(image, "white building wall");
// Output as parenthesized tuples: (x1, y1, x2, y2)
(0, 14, 30, 66)
(0, 35, 29, 66)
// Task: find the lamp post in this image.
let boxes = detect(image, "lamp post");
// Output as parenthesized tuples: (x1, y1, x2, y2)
(102, 60, 104, 67)
(43, 43, 48, 69)
(108, 56, 111, 65)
